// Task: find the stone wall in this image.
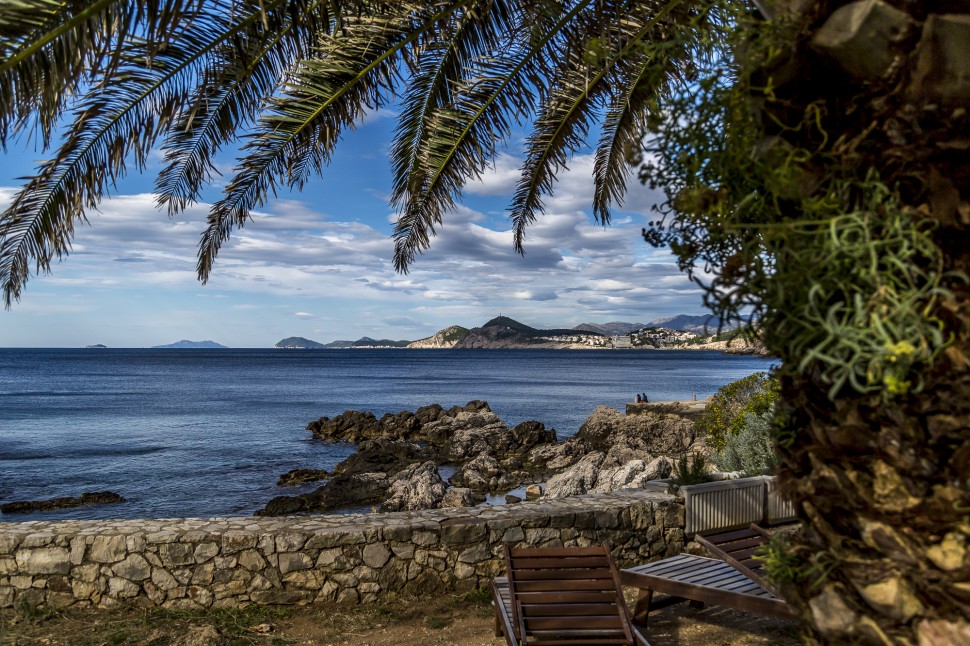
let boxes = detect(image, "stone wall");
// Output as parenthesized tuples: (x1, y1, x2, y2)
(0, 490, 683, 610)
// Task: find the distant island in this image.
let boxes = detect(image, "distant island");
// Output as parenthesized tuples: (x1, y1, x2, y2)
(84, 344, 108, 349)
(273, 315, 764, 353)
(151, 340, 228, 349)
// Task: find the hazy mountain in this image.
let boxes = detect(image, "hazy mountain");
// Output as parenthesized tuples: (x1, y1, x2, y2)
(573, 322, 647, 336)
(151, 340, 228, 349)
(646, 314, 735, 333)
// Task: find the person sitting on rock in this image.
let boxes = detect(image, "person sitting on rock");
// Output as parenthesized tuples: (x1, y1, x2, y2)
(635, 393, 641, 403)
(642, 392, 649, 403)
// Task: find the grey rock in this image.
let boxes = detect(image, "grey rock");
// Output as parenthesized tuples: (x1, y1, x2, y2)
(810, 0, 914, 81)
(381, 461, 448, 512)
(545, 452, 605, 498)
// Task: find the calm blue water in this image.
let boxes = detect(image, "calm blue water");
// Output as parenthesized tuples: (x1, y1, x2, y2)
(0, 349, 775, 522)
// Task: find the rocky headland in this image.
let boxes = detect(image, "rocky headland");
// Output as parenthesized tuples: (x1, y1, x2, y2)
(257, 400, 702, 516)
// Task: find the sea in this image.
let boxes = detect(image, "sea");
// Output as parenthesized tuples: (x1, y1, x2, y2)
(0, 348, 776, 523)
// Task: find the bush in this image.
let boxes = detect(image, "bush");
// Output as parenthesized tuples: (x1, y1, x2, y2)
(695, 372, 778, 450)
(714, 411, 777, 475)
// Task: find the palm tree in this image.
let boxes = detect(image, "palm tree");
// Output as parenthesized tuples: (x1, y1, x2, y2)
(0, 0, 718, 306)
(3, 1, 967, 643)
(643, 2, 970, 643)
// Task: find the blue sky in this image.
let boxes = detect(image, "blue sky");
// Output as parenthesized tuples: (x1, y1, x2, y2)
(0, 108, 708, 348)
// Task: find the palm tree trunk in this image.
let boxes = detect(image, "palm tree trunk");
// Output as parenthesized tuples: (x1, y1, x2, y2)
(754, 1, 970, 643)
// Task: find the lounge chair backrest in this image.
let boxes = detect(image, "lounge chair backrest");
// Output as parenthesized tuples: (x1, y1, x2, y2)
(694, 524, 780, 597)
(502, 541, 638, 645)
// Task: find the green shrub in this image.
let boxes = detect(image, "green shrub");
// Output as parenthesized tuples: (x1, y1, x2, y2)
(695, 372, 778, 450)
(667, 453, 713, 493)
(714, 411, 778, 475)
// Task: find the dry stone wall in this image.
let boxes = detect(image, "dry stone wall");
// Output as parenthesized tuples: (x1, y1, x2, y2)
(0, 490, 683, 610)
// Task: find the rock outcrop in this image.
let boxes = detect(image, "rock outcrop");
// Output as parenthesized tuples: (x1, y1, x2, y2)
(0, 491, 126, 514)
(262, 401, 698, 515)
(407, 325, 470, 349)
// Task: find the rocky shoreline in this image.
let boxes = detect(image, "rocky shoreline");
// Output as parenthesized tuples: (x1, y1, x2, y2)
(257, 400, 703, 516)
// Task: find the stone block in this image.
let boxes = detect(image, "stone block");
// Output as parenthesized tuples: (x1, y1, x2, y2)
(908, 14, 970, 106)
(809, 0, 914, 80)
(0, 557, 16, 575)
(275, 532, 308, 552)
(191, 562, 215, 585)
(502, 527, 525, 544)
(391, 543, 415, 560)
(222, 532, 257, 554)
(112, 555, 151, 581)
(0, 535, 22, 555)
(238, 549, 267, 572)
(362, 543, 392, 569)
(194, 542, 220, 563)
(159, 543, 196, 567)
(88, 536, 127, 563)
(21, 533, 55, 548)
(126, 535, 146, 553)
(283, 569, 324, 589)
(330, 572, 359, 587)
(335, 587, 359, 605)
(15, 548, 71, 575)
(412, 531, 439, 547)
(187, 585, 215, 607)
(278, 552, 313, 574)
(212, 579, 248, 599)
(107, 577, 141, 598)
(457, 544, 492, 564)
(151, 568, 179, 591)
(441, 522, 486, 545)
(251, 588, 314, 605)
(69, 537, 86, 565)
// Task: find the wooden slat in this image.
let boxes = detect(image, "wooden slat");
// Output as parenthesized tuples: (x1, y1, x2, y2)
(715, 536, 767, 553)
(511, 556, 610, 569)
(508, 546, 610, 558)
(700, 527, 761, 542)
(515, 578, 616, 593)
(516, 590, 618, 604)
(520, 602, 621, 617)
(525, 615, 626, 630)
(513, 567, 614, 581)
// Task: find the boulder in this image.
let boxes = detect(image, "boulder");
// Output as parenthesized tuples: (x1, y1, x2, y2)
(544, 452, 606, 498)
(525, 484, 543, 501)
(440, 487, 482, 508)
(591, 457, 673, 493)
(381, 462, 448, 512)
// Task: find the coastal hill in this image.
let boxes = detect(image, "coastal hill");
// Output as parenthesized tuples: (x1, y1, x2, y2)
(151, 340, 227, 349)
(276, 336, 328, 349)
(407, 326, 469, 349)
(453, 316, 609, 349)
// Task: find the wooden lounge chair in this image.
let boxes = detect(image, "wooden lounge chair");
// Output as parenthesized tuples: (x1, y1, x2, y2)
(694, 524, 780, 596)
(492, 542, 650, 645)
(620, 525, 794, 624)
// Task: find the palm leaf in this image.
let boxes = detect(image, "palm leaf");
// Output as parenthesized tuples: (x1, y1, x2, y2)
(155, 0, 336, 213)
(197, 0, 473, 281)
(391, 0, 588, 272)
(510, 0, 688, 252)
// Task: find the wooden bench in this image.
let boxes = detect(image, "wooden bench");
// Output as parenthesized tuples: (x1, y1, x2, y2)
(492, 542, 649, 645)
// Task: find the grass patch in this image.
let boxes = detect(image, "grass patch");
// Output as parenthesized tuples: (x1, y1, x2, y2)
(0, 589, 495, 645)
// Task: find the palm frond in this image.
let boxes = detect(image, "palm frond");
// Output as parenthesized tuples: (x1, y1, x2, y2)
(510, 0, 687, 252)
(197, 1, 471, 282)
(391, 0, 588, 272)
(0, 0, 207, 148)
(155, 0, 336, 214)
(0, 2, 244, 305)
